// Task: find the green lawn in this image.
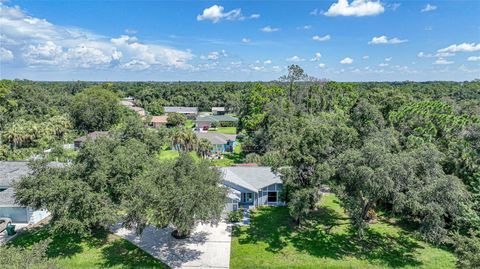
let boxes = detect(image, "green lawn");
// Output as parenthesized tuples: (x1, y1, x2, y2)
(209, 127, 237, 135)
(231, 194, 456, 269)
(157, 150, 199, 160)
(7, 225, 168, 269)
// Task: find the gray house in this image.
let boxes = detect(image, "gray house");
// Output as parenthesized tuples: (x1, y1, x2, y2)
(0, 161, 62, 223)
(164, 106, 198, 119)
(220, 166, 284, 211)
(195, 115, 238, 130)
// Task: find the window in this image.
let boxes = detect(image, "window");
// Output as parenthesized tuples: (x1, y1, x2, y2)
(242, 193, 253, 203)
(267, 192, 277, 203)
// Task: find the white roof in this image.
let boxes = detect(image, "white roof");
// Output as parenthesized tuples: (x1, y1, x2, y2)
(220, 166, 282, 192)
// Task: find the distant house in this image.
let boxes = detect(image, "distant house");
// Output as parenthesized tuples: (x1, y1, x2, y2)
(220, 166, 284, 211)
(212, 107, 226, 115)
(0, 161, 65, 223)
(73, 131, 109, 149)
(164, 107, 198, 119)
(119, 97, 146, 117)
(195, 115, 238, 130)
(150, 115, 168, 128)
(195, 132, 236, 154)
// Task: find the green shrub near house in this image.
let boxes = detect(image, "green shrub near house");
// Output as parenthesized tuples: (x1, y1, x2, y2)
(228, 210, 243, 223)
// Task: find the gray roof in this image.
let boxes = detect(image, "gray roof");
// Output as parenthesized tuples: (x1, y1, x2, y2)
(220, 166, 282, 192)
(196, 115, 238, 123)
(227, 187, 241, 201)
(195, 132, 236, 145)
(0, 188, 17, 207)
(212, 107, 225, 112)
(164, 107, 198, 114)
(0, 161, 67, 188)
(74, 131, 109, 143)
(0, 161, 30, 188)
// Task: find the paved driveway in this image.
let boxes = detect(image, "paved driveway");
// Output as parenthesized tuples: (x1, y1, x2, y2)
(113, 221, 232, 269)
(0, 223, 28, 246)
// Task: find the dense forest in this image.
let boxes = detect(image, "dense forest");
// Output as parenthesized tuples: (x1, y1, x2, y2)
(1, 67, 479, 267)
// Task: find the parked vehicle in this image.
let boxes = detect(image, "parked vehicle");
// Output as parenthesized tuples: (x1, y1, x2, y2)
(0, 217, 12, 233)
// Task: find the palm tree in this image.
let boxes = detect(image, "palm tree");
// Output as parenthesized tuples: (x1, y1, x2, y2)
(171, 128, 185, 151)
(196, 138, 212, 159)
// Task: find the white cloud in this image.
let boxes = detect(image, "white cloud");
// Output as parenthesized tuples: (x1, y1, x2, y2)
(196, 5, 259, 23)
(368, 35, 408, 45)
(362, 55, 369, 59)
(379, 63, 388, 67)
(298, 25, 312, 30)
(264, 60, 272, 64)
(241, 38, 251, 43)
(0, 3, 193, 70)
(318, 63, 326, 68)
(312, 35, 331, 42)
(434, 58, 454, 65)
(310, 52, 322, 62)
(467, 56, 480, 62)
(260, 26, 280, 33)
(421, 4, 437, 12)
(0, 47, 14, 61)
(384, 57, 392, 62)
(438, 43, 480, 53)
(340, 57, 353, 64)
(325, 0, 385, 17)
(286, 56, 304, 62)
(201, 50, 228, 60)
(124, 28, 137, 34)
(120, 60, 150, 71)
(390, 3, 401, 11)
(309, 8, 319, 16)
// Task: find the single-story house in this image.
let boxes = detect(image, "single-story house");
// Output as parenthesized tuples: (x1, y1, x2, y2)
(220, 166, 284, 211)
(0, 161, 63, 224)
(212, 107, 226, 115)
(195, 115, 238, 130)
(195, 132, 236, 154)
(73, 131, 109, 150)
(164, 107, 198, 119)
(150, 115, 168, 128)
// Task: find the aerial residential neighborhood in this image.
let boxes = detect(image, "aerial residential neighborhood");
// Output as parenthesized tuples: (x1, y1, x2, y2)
(1, 1, 479, 269)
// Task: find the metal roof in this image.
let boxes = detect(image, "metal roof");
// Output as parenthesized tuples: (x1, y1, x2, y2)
(195, 132, 236, 145)
(195, 115, 238, 123)
(164, 107, 198, 114)
(0, 188, 17, 206)
(220, 166, 282, 192)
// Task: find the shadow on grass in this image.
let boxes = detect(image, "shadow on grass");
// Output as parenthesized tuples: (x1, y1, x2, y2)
(235, 204, 424, 268)
(8, 225, 168, 268)
(99, 237, 169, 268)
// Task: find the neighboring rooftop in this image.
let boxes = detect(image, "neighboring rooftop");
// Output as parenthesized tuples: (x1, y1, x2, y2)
(164, 107, 198, 114)
(0, 161, 30, 188)
(150, 115, 168, 124)
(212, 107, 225, 112)
(220, 166, 281, 192)
(74, 131, 110, 143)
(195, 132, 236, 145)
(0, 187, 17, 206)
(195, 115, 238, 123)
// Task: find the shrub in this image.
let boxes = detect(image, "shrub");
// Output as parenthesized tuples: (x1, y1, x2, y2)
(245, 153, 262, 164)
(228, 210, 243, 223)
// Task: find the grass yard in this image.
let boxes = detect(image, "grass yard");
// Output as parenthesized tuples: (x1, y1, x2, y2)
(208, 126, 237, 135)
(157, 149, 199, 160)
(231, 194, 456, 269)
(7, 225, 168, 269)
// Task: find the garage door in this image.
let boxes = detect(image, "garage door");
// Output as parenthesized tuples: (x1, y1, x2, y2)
(0, 207, 28, 223)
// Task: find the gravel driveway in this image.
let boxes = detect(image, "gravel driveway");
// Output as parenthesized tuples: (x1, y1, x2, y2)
(112, 221, 232, 269)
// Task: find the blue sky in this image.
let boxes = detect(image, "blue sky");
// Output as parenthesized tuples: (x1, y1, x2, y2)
(0, 0, 479, 81)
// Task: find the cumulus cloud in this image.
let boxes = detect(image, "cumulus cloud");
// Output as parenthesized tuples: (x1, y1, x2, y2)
(264, 60, 272, 64)
(260, 26, 280, 33)
(286, 56, 304, 62)
(0, 3, 193, 70)
(437, 43, 480, 53)
(0, 47, 14, 61)
(467, 56, 480, 62)
(318, 63, 326, 68)
(362, 55, 369, 59)
(241, 38, 251, 43)
(312, 35, 331, 42)
(421, 4, 437, 12)
(310, 52, 322, 62)
(200, 50, 228, 60)
(340, 57, 353, 64)
(385, 57, 392, 62)
(309, 9, 319, 16)
(368, 35, 408, 45)
(196, 5, 258, 23)
(434, 58, 454, 65)
(325, 0, 384, 17)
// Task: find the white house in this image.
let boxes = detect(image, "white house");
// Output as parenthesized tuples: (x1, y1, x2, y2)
(220, 166, 284, 211)
(0, 161, 63, 224)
